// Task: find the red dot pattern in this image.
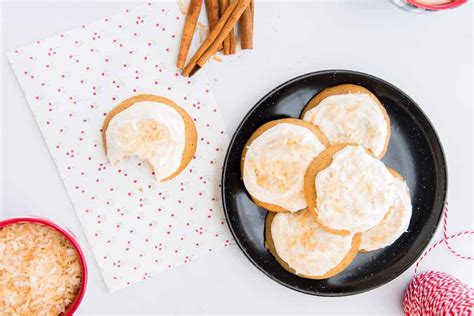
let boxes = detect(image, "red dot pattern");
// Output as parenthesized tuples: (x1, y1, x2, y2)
(7, 2, 234, 291)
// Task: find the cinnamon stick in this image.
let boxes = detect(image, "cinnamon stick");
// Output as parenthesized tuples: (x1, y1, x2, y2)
(219, 0, 231, 55)
(205, 0, 222, 50)
(205, 0, 219, 29)
(177, 0, 203, 69)
(227, 0, 237, 54)
(229, 30, 237, 54)
(182, 0, 251, 76)
(240, 0, 253, 49)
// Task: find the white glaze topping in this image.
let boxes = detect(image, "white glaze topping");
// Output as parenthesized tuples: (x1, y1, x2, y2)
(360, 176, 412, 251)
(271, 210, 354, 276)
(243, 123, 325, 212)
(106, 101, 185, 181)
(315, 145, 395, 233)
(303, 93, 388, 156)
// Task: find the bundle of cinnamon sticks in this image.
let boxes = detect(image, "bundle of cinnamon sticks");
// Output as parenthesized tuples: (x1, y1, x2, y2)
(177, 0, 254, 77)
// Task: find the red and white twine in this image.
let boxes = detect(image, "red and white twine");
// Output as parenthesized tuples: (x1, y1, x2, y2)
(442, 202, 473, 261)
(403, 202, 474, 315)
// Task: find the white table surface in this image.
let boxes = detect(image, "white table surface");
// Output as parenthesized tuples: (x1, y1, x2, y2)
(1, 1, 473, 314)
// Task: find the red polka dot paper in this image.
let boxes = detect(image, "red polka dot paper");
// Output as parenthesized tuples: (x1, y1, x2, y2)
(7, 2, 233, 292)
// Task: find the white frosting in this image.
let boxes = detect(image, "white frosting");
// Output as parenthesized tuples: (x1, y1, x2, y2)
(303, 93, 388, 157)
(315, 145, 396, 233)
(243, 123, 325, 212)
(271, 211, 354, 276)
(106, 101, 186, 181)
(360, 176, 412, 251)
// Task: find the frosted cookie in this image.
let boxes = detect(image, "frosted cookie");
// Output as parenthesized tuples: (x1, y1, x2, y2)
(304, 144, 396, 235)
(360, 168, 412, 252)
(102, 94, 197, 182)
(265, 210, 361, 279)
(241, 118, 328, 213)
(301, 84, 390, 158)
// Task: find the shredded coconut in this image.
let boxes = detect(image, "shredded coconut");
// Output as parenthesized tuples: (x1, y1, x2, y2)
(0, 222, 82, 316)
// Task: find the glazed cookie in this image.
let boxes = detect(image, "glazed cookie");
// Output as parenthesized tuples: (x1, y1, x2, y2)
(359, 168, 412, 252)
(304, 144, 396, 235)
(241, 118, 328, 213)
(102, 94, 197, 182)
(265, 210, 361, 279)
(301, 84, 390, 158)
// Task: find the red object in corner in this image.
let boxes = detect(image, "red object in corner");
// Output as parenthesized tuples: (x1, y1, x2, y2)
(0, 217, 88, 316)
(407, 0, 467, 10)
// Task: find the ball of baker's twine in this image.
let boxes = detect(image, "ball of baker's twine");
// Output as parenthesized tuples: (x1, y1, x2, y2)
(403, 271, 473, 315)
(403, 202, 474, 315)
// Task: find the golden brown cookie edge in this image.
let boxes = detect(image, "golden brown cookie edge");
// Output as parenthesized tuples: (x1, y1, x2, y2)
(241, 118, 329, 213)
(102, 94, 198, 182)
(265, 210, 361, 279)
(300, 84, 390, 158)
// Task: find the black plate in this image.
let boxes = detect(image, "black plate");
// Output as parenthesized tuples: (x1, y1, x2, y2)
(221, 70, 447, 296)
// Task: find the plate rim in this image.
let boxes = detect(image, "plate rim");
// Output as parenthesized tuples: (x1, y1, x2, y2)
(221, 69, 448, 296)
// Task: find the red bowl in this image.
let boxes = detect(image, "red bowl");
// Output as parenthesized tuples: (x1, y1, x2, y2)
(0, 217, 88, 315)
(406, 0, 467, 10)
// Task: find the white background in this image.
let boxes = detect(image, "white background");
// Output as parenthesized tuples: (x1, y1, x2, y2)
(1, 0, 472, 314)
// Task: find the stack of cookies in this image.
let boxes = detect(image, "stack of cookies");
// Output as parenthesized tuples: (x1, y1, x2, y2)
(241, 84, 412, 279)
